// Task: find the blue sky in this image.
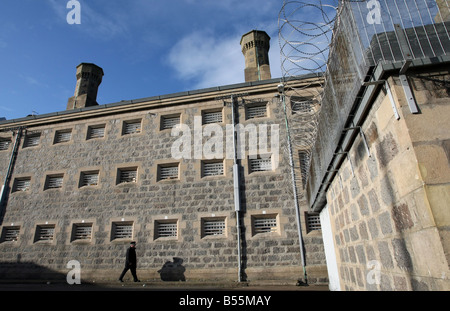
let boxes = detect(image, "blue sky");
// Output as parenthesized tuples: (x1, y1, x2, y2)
(0, 0, 283, 120)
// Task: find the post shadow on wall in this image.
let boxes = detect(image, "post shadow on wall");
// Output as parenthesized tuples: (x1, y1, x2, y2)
(0, 254, 68, 281)
(237, 160, 248, 282)
(157, 257, 186, 281)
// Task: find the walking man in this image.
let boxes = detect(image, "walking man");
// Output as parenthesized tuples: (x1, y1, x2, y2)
(118, 241, 140, 282)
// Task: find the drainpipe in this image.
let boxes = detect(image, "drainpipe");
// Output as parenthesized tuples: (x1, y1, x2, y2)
(231, 94, 243, 282)
(279, 85, 308, 285)
(0, 127, 23, 221)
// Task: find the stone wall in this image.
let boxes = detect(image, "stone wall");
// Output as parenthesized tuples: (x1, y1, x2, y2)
(0, 85, 327, 283)
(325, 68, 450, 290)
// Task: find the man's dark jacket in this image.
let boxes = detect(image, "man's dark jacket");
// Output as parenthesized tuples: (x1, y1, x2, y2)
(125, 247, 137, 267)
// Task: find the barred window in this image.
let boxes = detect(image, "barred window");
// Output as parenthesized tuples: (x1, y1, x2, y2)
(1, 226, 20, 242)
(87, 125, 105, 139)
(0, 138, 11, 151)
(306, 213, 321, 233)
(45, 174, 64, 189)
(123, 120, 142, 135)
(249, 157, 272, 173)
(80, 171, 99, 187)
(202, 110, 222, 125)
(12, 177, 31, 192)
(112, 222, 133, 240)
(155, 220, 178, 239)
(201, 160, 224, 177)
(23, 133, 41, 148)
(246, 103, 267, 119)
(202, 218, 226, 237)
(72, 223, 93, 241)
(54, 129, 72, 144)
(158, 164, 179, 181)
(252, 214, 278, 235)
(161, 115, 180, 130)
(35, 225, 55, 242)
(291, 96, 314, 113)
(118, 168, 137, 184)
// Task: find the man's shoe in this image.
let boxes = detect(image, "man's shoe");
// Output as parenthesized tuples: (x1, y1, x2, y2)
(118, 279, 124, 283)
(134, 279, 141, 282)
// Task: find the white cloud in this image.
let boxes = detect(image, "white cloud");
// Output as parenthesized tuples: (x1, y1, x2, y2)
(168, 30, 282, 90)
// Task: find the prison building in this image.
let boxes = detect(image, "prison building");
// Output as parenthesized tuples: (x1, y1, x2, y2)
(0, 31, 327, 283)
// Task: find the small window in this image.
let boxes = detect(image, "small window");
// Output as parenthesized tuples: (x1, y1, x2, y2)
(45, 174, 64, 190)
(158, 164, 179, 181)
(112, 222, 133, 240)
(202, 217, 226, 237)
(249, 156, 272, 173)
(35, 225, 55, 242)
(201, 160, 224, 177)
(1, 226, 20, 242)
(117, 168, 137, 184)
(246, 103, 267, 119)
(252, 214, 278, 235)
(23, 133, 41, 148)
(202, 110, 223, 125)
(123, 120, 142, 135)
(161, 115, 180, 130)
(305, 213, 321, 233)
(80, 171, 99, 187)
(291, 96, 314, 113)
(72, 223, 93, 241)
(87, 125, 105, 139)
(54, 129, 72, 144)
(155, 220, 178, 239)
(0, 138, 11, 151)
(12, 177, 31, 192)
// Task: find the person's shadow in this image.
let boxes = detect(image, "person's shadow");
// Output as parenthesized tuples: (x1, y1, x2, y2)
(157, 257, 186, 281)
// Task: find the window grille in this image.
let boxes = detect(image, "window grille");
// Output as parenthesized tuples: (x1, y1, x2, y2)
(80, 172, 99, 187)
(202, 110, 222, 124)
(123, 120, 141, 135)
(112, 222, 133, 239)
(23, 133, 40, 148)
(54, 130, 72, 143)
(161, 115, 180, 130)
(46, 175, 64, 189)
(291, 97, 314, 113)
(13, 178, 31, 192)
(202, 161, 224, 177)
(87, 125, 105, 139)
(36, 225, 55, 241)
(73, 224, 92, 240)
(246, 104, 267, 119)
(202, 218, 226, 237)
(0, 139, 11, 151)
(118, 169, 137, 184)
(2, 226, 20, 242)
(249, 157, 272, 172)
(253, 216, 278, 234)
(155, 221, 177, 239)
(158, 165, 179, 180)
(306, 213, 321, 232)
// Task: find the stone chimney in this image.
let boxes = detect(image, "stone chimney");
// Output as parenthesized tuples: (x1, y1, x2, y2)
(67, 63, 104, 110)
(240, 30, 271, 82)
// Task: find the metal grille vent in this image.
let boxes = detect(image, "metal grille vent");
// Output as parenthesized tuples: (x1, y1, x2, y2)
(0, 139, 11, 151)
(24, 134, 40, 148)
(73, 224, 92, 240)
(81, 172, 99, 187)
(119, 169, 137, 183)
(46, 175, 64, 189)
(202, 161, 224, 177)
(2, 227, 20, 242)
(253, 216, 277, 234)
(306, 213, 321, 232)
(36, 225, 55, 241)
(246, 104, 267, 119)
(113, 223, 133, 239)
(54, 130, 72, 143)
(88, 126, 105, 139)
(249, 158, 272, 172)
(161, 115, 180, 130)
(156, 221, 177, 238)
(202, 111, 222, 124)
(158, 165, 179, 180)
(123, 120, 141, 135)
(13, 178, 31, 192)
(203, 219, 225, 236)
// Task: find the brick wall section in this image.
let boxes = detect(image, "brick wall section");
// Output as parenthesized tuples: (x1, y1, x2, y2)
(0, 89, 327, 283)
(325, 70, 450, 291)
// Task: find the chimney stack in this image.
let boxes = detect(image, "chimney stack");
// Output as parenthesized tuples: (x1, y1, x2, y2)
(67, 63, 104, 110)
(240, 30, 271, 82)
